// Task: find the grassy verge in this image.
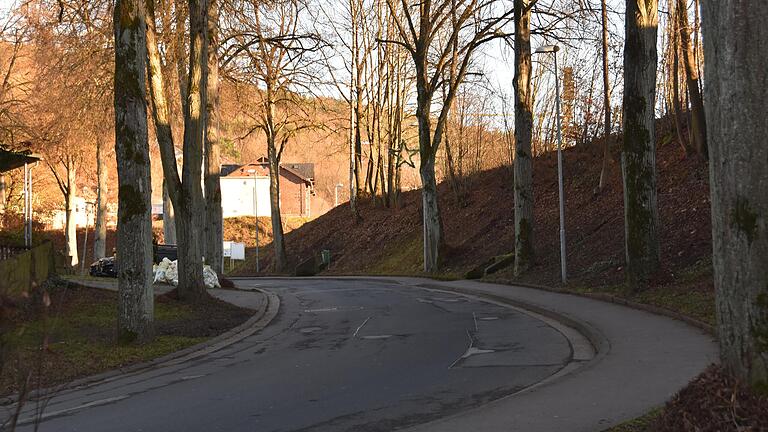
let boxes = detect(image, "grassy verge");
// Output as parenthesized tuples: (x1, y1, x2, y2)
(1, 280, 252, 396)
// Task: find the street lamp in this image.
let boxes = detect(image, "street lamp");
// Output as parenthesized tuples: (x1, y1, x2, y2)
(334, 183, 344, 207)
(534, 44, 567, 284)
(247, 169, 260, 273)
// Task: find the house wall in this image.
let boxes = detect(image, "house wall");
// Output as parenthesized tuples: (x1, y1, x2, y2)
(279, 171, 305, 216)
(220, 169, 311, 218)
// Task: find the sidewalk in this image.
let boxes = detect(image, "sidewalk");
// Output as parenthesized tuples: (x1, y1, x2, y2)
(62, 275, 265, 310)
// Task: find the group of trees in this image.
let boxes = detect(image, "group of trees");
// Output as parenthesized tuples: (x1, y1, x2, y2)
(2, 0, 765, 395)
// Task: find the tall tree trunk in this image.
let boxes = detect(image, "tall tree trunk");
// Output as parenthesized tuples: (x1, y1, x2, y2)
(670, 3, 691, 156)
(597, 0, 612, 191)
(65, 167, 78, 268)
(413, 53, 445, 273)
(147, 0, 178, 247)
(354, 90, 364, 196)
(162, 180, 176, 243)
(113, 0, 154, 343)
(622, 0, 660, 288)
(204, 0, 223, 274)
(348, 27, 358, 215)
(702, 0, 768, 391)
(177, 0, 208, 298)
(420, 155, 443, 272)
(267, 134, 288, 273)
(676, 0, 707, 160)
(0, 174, 5, 228)
(93, 138, 108, 260)
(513, 0, 535, 276)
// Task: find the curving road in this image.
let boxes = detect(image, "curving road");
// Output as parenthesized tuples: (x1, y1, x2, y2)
(11, 278, 586, 432)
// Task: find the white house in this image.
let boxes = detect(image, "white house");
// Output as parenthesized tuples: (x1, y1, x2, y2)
(219, 161, 315, 218)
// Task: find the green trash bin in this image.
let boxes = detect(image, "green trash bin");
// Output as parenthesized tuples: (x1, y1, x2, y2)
(321, 250, 331, 268)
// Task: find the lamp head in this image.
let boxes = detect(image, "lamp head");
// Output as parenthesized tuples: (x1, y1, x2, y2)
(535, 45, 560, 54)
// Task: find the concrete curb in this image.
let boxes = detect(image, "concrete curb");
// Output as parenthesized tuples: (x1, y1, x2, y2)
(1, 283, 280, 407)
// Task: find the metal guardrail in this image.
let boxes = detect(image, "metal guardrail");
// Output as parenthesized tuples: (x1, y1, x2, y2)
(0, 244, 29, 261)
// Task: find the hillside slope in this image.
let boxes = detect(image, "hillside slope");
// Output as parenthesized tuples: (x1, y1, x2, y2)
(233, 119, 713, 321)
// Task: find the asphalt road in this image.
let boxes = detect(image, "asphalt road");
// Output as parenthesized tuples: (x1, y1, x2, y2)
(12, 278, 576, 432)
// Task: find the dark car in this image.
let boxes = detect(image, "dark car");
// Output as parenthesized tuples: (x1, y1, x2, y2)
(89, 256, 117, 278)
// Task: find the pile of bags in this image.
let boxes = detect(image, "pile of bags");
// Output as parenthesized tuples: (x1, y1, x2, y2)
(153, 257, 221, 289)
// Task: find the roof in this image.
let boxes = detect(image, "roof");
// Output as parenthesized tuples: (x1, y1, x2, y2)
(221, 161, 315, 183)
(282, 163, 314, 180)
(0, 145, 42, 173)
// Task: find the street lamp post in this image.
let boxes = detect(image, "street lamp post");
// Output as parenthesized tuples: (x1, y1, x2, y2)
(535, 44, 567, 284)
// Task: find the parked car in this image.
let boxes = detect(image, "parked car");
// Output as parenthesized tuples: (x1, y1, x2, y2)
(89, 256, 117, 278)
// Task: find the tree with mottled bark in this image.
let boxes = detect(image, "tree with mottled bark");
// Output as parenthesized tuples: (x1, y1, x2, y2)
(383, 0, 513, 273)
(701, 0, 768, 392)
(204, 0, 223, 275)
(93, 137, 109, 260)
(113, 0, 154, 343)
(621, 0, 660, 288)
(513, 0, 534, 276)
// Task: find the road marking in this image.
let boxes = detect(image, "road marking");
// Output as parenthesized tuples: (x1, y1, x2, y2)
(448, 330, 475, 369)
(472, 312, 478, 332)
(461, 347, 496, 358)
(181, 374, 206, 380)
(353, 317, 372, 338)
(304, 307, 338, 313)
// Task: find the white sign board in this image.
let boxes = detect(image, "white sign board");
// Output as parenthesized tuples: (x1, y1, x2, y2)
(231, 242, 246, 260)
(222, 241, 233, 258)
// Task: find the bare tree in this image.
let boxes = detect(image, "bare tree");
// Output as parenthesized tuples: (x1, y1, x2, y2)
(621, 0, 660, 288)
(676, 0, 706, 160)
(668, 0, 691, 156)
(384, 0, 513, 272)
(114, 0, 154, 342)
(224, 0, 322, 272)
(596, 0, 611, 191)
(701, 0, 768, 391)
